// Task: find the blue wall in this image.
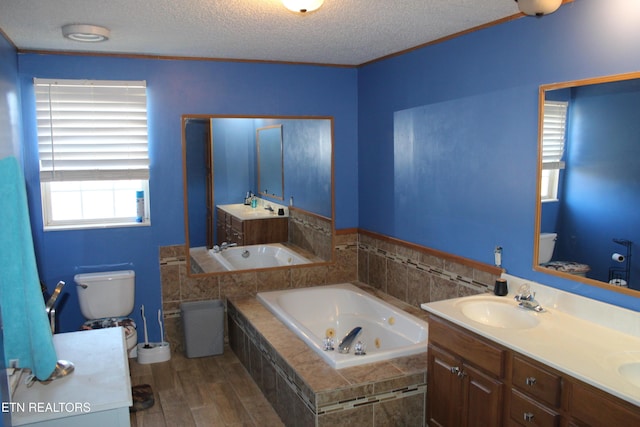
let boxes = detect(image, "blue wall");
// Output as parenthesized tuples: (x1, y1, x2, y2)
(185, 118, 211, 248)
(554, 81, 640, 286)
(2, 0, 639, 345)
(210, 117, 332, 217)
(358, 0, 640, 309)
(16, 55, 358, 335)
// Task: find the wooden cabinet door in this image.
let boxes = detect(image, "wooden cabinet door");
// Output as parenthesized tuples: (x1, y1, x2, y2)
(464, 362, 503, 427)
(428, 345, 463, 427)
(215, 208, 227, 245)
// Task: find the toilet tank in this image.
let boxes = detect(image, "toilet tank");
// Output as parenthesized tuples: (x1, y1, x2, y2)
(538, 233, 557, 264)
(74, 270, 135, 319)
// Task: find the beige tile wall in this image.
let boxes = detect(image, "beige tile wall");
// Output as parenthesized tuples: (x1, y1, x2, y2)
(159, 229, 501, 352)
(357, 231, 502, 304)
(288, 208, 333, 261)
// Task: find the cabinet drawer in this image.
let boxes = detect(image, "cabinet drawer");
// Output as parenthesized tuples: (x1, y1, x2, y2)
(570, 381, 640, 426)
(429, 317, 505, 377)
(510, 389, 560, 427)
(231, 215, 243, 231)
(512, 356, 561, 407)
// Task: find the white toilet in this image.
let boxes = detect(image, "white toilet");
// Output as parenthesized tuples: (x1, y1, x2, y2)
(74, 270, 138, 356)
(539, 233, 590, 277)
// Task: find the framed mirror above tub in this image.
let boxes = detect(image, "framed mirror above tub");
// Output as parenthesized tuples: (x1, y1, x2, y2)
(534, 72, 640, 296)
(256, 125, 284, 200)
(182, 115, 335, 276)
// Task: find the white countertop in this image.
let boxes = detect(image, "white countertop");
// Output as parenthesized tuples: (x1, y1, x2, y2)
(11, 328, 132, 425)
(218, 202, 288, 220)
(421, 274, 640, 407)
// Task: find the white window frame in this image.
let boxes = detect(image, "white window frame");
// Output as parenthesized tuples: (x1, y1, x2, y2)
(34, 78, 150, 230)
(540, 100, 568, 202)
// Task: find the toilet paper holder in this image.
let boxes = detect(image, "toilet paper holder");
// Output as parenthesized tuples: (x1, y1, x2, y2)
(608, 239, 632, 286)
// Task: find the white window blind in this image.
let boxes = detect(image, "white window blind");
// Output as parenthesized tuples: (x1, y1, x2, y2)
(541, 100, 568, 170)
(35, 78, 149, 182)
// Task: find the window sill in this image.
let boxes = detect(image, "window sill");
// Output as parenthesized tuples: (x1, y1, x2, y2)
(44, 220, 151, 232)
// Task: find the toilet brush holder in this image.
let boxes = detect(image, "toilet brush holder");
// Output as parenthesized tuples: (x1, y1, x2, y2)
(137, 342, 171, 364)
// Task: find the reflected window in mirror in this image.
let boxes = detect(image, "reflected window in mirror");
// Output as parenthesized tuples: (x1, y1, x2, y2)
(540, 100, 568, 202)
(535, 72, 640, 296)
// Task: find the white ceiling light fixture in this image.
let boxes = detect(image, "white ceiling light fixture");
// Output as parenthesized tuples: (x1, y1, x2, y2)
(515, 0, 562, 16)
(62, 24, 110, 42)
(282, 0, 324, 13)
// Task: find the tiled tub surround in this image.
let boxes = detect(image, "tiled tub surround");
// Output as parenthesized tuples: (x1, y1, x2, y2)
(160, 231, 358, 354)
(228, 283, 429, 427)
(159, 229, 501, 354)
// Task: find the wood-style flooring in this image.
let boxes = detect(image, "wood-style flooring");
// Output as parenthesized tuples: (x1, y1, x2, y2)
(129, 345, 284, 427)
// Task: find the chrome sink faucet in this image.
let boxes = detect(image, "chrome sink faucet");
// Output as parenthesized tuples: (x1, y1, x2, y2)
(514, 284, 545, 312)
(337, 327, 362, 354)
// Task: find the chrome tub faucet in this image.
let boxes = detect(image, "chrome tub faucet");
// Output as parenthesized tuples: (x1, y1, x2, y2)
(211, 242, 238, 253)
(337, 327, 362, 354)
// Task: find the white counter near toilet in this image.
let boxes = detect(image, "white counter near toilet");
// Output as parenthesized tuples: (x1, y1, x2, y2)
(10, 327, 132, 427)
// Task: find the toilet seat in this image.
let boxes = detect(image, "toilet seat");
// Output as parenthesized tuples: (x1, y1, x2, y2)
(82, 317, 138, 352)
(542, 260, 590, 276)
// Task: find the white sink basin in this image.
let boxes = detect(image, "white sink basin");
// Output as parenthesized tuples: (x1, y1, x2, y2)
(218, 203, 281, 219)
(619, 362, 640, 389)
(456, 298, 540, 329)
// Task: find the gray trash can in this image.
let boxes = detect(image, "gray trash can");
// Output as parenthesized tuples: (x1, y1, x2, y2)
(181, 300, 224, 358)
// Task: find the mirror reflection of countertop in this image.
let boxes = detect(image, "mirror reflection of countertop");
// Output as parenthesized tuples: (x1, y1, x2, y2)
(10, 328, 132, 426)
(218, 202, 288, 220)
(421, 274, 640, 407)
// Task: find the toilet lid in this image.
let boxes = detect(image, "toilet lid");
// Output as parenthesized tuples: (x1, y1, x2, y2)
(542, 260, 590, 273)
(82, 317, 136, 339)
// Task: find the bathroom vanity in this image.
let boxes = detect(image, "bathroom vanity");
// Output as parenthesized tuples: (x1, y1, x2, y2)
(216, 204, 288, 246)
(422, 276, 640, 426)
(10, 327, 132, 427)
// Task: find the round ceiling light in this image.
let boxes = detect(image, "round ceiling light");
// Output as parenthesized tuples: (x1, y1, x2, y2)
(282, 0, 324, 13)
(62, 24, 110, 42)
(515, 0, 563, 16)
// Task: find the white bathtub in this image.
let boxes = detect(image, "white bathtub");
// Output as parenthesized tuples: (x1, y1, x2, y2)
(257, 283, 429, 369)
(210, 243, 311, 271)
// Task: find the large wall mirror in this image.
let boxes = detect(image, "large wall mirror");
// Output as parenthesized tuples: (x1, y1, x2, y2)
(182, 115, 334, 276)
(534, 72, 640, 297)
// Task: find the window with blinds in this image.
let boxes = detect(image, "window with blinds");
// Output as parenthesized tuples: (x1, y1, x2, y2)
(34, 78, 150, 229)
(540, 100, 568, 201)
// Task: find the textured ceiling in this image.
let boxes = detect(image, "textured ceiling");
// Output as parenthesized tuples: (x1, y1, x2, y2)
(0, 0, 526, 66)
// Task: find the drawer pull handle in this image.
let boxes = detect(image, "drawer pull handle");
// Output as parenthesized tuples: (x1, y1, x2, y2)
(450, 367, 466, 378)
(525, 376, 537, 386)
(523, 412, 535, 422)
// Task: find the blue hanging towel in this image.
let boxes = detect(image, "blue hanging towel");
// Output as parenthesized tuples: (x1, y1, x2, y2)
(0, 156, 57, 380)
